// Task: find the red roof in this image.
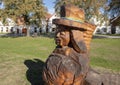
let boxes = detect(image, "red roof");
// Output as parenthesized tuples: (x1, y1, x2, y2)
(45, 13, 52, 20)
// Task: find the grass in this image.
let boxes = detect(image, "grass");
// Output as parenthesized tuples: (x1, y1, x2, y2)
(90, 38, 120, 72)
(0, 37, 55, 85)
(95, 34, 120, 36)
(0, 37, 120, 85)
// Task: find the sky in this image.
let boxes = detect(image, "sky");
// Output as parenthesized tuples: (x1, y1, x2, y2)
(43, 0, 56, 14)
(0, 2, 4, 9)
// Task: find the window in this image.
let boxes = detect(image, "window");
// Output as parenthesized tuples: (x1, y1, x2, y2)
(1, 27, 3, 32)
(6, 27, 8, 32)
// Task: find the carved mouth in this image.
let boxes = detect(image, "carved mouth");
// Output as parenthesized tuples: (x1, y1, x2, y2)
(55, 38, 61, 45)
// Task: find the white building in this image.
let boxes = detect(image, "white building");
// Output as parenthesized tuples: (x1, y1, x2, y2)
(0, 18, 15, 33)
(0, 14, 59, 35)
(41, 13, 59, 33)
(0, 26, 14, 33)
(90, 15, 120, 34)
(47, 13, 59, 32)
(90, 16, 110, 34)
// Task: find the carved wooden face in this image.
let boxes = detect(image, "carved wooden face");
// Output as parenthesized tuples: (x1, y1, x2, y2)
(55, 26, 70, 47)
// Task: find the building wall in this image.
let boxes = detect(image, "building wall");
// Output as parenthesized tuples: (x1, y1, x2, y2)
(44, 13, 59, 33)
(95, 25, 120, 34)
(0, 18, 15, 33)
(116, 26, 120, 34)
(0, 26, 13, 33)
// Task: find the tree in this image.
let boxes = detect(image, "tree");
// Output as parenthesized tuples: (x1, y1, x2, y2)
(106, 0, 120, 34)
(2, 0, 47, 24)
(0, 0, 47, 36)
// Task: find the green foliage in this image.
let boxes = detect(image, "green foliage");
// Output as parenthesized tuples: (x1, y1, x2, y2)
(0, 0, 47, 26)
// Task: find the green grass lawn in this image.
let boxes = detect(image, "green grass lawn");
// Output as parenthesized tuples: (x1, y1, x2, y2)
(90, 38, 120, 72)
(0, 37, 120, 85)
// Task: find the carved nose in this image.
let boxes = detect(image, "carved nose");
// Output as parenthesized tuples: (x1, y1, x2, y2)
(56, 33, 60, 37)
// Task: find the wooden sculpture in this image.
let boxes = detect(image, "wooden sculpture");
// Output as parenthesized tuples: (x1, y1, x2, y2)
(43, 5, 102, 85)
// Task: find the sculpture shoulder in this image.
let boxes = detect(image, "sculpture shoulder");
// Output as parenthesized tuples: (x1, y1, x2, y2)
(43, 47, 89, 84)
(44, 51, 82, 77)
(43, 52, 82, 84)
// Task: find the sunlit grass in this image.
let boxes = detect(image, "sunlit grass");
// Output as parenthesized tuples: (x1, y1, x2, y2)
(0, 37, 55, 61)
(90, 38, 120, 71)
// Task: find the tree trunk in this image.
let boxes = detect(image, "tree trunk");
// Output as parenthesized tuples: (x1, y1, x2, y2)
(27, 26, 30, 37)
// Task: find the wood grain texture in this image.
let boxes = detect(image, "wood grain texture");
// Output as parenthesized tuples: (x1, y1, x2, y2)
(42, 4, 102, 85)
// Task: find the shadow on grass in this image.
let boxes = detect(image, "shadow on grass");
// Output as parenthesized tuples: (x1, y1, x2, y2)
(24, 59, 45, 85)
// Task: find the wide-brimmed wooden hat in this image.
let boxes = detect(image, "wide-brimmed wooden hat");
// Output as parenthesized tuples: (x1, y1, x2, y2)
(53, 5, 96, 31)
(53, 4, 96, 51)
